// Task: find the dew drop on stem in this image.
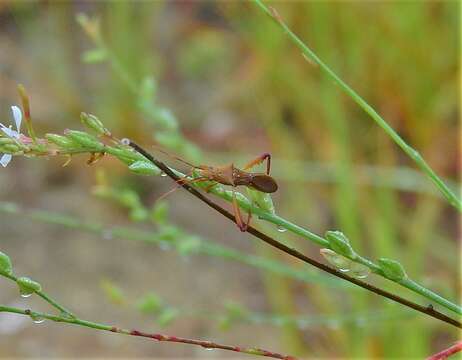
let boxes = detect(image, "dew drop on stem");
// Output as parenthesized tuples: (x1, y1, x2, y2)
(160, 172, 167, 177)
(20, 290, 33, 298)
(277, 225, 287, 233)
(30, 313, 45, 324)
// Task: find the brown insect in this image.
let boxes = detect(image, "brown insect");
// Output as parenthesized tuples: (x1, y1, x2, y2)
(153, 147, 278, 232)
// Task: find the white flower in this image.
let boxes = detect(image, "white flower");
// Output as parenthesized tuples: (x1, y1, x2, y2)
(0, 106, 23, 167)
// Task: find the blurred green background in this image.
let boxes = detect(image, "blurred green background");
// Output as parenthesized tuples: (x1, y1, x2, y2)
(0, 1, 459, 358)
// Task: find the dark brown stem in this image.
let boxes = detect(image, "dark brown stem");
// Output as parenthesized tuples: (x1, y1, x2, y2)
(128, 141, 462, 329)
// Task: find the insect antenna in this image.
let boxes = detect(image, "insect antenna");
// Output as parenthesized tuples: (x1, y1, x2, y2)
(150, 144, 197, 169)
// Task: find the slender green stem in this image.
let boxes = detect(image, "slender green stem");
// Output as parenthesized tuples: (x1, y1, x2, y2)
(2, 273, 74, 318)
(251, 0, 461, 212)
(0, 201, 345, 288)
(0, 305, 295, 359)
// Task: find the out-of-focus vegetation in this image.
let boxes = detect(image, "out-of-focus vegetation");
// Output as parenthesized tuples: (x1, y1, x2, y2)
(0, 1, 459, 358)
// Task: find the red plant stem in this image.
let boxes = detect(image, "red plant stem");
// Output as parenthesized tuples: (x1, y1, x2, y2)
(427, 341, 462, 360)
(112, 328, 295, 359)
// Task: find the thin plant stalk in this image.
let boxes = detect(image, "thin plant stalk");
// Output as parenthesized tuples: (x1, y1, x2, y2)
(251, 0, 461, 212)
(0, 305, 294, 360)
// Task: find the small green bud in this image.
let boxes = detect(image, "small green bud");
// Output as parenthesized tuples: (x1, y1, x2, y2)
(151, 201, 169, 225)
(177, 236, 201, 256)
(320, 248, 352, 272)
(80, 113, 109, 136)
(119, 190, 140, 208)
(246, 188, 275, 214)
(0, 251, 13, 276)
(156, 307, 179, 327)
(158, 225, 181, 242)
(100, 279, 125, 305)
(378, 258, 407, 281)
(136, 293, 163, 314)
(128, 160, 161, 176)
(325, 230, 356, 259)
(17, 277, 41, 297)
(130, 207, 148, 222)
(45, 134, 77, 149)
(64, 130, 104, 151)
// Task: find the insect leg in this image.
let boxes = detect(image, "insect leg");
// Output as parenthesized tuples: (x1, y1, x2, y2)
(232, 188, 251, 232)
(242, 153, 271, 175)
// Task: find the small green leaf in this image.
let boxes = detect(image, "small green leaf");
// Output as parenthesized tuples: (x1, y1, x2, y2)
(129, 160, 161, 176)
(0, 251, 13, 276)
(325, 230, 356, 259)
(378, 258, 407, 281)
(17, 277, 41, 297)
(82, 48, 107, 64)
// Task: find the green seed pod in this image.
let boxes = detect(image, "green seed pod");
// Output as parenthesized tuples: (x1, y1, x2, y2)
(0, 251, 13, 276)
(378, 258, 407, 281)
(128, 160, 161, 176)
(80, 113, 109, 136)
(64, 130, 104, 151)
(45, 134, 78, 149)
(246, 187, 275, 214)
(325, 230, 356, 259)
(17, 277, 42, 297)
(0, 143, 22, 154)
(0, 138, 16, 145)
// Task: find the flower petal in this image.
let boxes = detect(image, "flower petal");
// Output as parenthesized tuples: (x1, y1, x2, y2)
(11, 106, 22, 132)
(0, 124, 17, 138)
(0, 154, 12, 167)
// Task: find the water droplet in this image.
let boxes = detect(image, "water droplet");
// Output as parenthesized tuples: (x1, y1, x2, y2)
(121, 138, 130, 145)
(20, 290, 33, 298)
(30, 314, 45, 324)
(320, 249, 352, 272)
(160, 172, 167, 177)
(277, 226, 287, 233)
(204, 347, 214, 351)
(350, 263, 371, 279)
